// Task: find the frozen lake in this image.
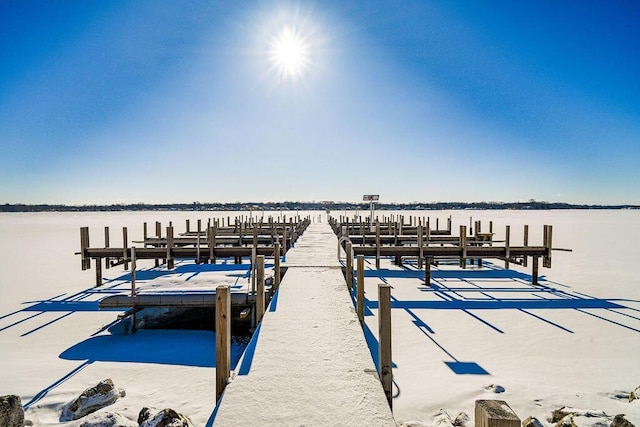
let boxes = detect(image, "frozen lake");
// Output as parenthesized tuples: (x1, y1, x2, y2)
(0, 210, 639, 426)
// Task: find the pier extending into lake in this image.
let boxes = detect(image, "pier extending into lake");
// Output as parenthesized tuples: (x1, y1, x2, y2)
(212, 221, 396, 426)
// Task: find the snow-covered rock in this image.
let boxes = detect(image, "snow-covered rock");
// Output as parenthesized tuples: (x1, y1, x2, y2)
(60, 379, 126, 422)
(78, 411, 138, 427)
(630, 386, 640, 403)
(484, 384, 506, 394)
(138, 407, 194, 427)
(523, 416, 545, 427)
(0, 395, 24, 427)
(611, 414, 635, 427)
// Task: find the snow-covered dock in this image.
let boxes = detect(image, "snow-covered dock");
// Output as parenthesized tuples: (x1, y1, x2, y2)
(213, 222, 396, 426)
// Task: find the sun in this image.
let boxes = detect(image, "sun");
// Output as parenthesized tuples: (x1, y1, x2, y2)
(270, 26, 309, 80)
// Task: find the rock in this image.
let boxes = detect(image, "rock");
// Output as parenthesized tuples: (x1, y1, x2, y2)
(611, 415, 635, 427)
(0, 395, 24, 427)
(138, 407, 194, 427)
(431, 409, 455, 427)
(523, 416, 545, 427)
(79, 411, 138, 427)
(552, 408, 608, 423)
(484, 384, 506, 394)
(60, 379, 126, 422)
(630, 386, 640, 403)
(454, 412, 470, 427)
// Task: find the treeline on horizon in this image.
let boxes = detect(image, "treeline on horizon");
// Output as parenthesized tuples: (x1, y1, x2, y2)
(1, 201, 639, 212)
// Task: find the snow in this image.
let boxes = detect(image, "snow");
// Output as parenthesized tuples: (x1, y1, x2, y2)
(1, 210, 639, 426)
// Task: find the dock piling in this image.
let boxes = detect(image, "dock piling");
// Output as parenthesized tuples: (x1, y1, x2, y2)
(378, 283, 393, 410)
(216, 285, 231, 402)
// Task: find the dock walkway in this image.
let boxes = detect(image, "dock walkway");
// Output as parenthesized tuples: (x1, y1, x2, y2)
(213, 222, 396, 426)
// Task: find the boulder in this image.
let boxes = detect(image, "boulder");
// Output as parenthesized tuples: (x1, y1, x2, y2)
(611, 415, 635, 427)
(79, 411, 138, 427)
(138, 407, 194, 427)
(0, 395, 24, 427)
(60, 379, 126, 422)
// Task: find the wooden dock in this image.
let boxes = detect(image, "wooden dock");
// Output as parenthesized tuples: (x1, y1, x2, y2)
(212, 222, 396, 426)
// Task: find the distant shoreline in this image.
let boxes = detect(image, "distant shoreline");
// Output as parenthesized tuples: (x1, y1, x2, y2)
(1, 201, 639, 212)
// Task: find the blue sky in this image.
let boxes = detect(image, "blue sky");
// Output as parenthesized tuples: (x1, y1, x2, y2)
(1, 1, 638, 204)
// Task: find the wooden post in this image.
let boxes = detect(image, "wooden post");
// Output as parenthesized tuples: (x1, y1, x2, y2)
(80, 227, 90, 270)
(523, 225, 529, 267)
(346, 241, 353, 292)
(186, 219, 190, 233)
(166, 226, 174, 269)
(376, 221, 381, 269)
(256, 255, 265, 323)
(216, 285, 230, 402)
(104, 226, 110, 269)
(274, 242, 281, 288)
(122, 227, 129, 270)
(475, 400, 520, 427)
(357, 255, 365, 326)
(505, 225, 511, 269)
(95, 258, 102, 287)
(130, 246, 137, 333)
(155, 221, 161, 267)
(543, 225, 553, 268)
(378, 283, 393, 410)
(417, 225, 424, 269)
(425, 257, 432, 285)
(208, 226, 216, 263)
(251, 228, 258, 292)
(532, 256, 539, 286)
(460, 225, 467, 268)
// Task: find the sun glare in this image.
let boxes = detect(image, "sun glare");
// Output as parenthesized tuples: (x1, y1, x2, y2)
(270, 26, 309, 80)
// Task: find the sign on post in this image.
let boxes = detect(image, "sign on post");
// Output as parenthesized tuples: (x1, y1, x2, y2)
(363, 194, 380, 224)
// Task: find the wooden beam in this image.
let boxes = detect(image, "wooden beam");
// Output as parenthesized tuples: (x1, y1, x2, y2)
(166, 226, 174, 269)
(505, 225, 511, 269)
(346, 240, 353, 292)
(378, 283, 393, 410)
(80, 227, 90, 270)
(357, 255, 365, 326)
(95, 258, 102, 287)
(216, 285, 230, 402)
(104, 226, 110, 270)
(274, 242, 281, 289)
(122, 227, 129, 270)
(256, 255, 265, 323)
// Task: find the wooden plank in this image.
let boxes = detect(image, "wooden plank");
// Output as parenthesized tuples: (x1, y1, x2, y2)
(216, 285, 231, 402)
(475, 400, 520, 427)
(378, 283, 393, 410)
